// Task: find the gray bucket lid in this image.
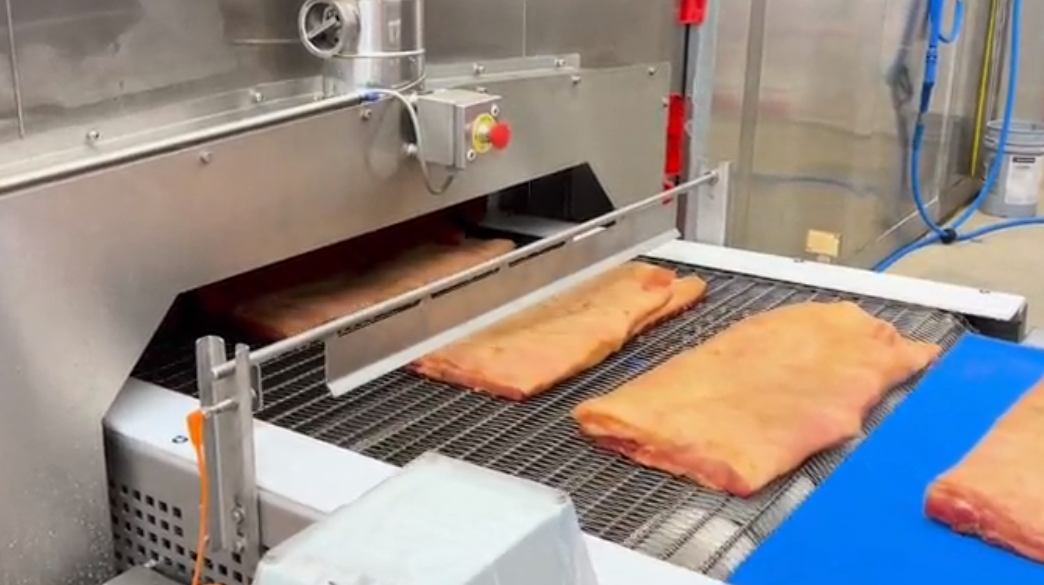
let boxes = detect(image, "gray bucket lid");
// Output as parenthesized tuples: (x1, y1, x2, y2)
(983, 119, 1044, 150)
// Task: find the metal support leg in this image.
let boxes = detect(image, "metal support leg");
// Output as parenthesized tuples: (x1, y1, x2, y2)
(195, 337, 262, 570)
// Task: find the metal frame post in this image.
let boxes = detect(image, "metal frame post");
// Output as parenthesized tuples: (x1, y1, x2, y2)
(195, 336, 262, 570)
(678, 0, 729, 244)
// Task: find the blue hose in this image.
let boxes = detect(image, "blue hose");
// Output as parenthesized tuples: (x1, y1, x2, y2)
(875, 216, 1044, 272)
(961, 215, 1044, 240)
(874, 0, 1025, 272)
(910, 0, 975, 240)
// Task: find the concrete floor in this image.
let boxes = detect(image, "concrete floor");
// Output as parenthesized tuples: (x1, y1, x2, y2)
(887, 196, 1044, 330)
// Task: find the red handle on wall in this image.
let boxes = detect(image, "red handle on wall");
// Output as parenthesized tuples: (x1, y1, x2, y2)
(678, 0, 707, 25)
(664, 93, 687, 178)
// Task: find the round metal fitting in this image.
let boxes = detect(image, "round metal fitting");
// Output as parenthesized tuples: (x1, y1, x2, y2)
(299, 0, 359, 59)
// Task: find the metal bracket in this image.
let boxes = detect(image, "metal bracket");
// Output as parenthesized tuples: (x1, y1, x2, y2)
(195, 337, 262, 569)
(691, 159, 731, 246)
(426, 54, 582, 87)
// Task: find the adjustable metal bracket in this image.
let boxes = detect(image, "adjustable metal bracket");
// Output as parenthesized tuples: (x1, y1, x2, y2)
(195, 337, 262, 570)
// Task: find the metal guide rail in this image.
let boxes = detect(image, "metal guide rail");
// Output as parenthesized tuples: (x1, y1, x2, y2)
(204, 171, 718, 394)
(133, 261, 971, 580)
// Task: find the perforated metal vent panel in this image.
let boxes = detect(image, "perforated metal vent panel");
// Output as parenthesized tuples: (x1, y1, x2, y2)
(108, 481, 255, 584)
(133, 260, 971, 580)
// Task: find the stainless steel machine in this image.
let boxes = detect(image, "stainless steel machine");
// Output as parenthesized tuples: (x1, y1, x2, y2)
(0, 1, 1031, 585)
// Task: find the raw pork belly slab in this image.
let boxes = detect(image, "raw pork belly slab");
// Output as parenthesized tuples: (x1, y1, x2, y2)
(925, 377, 1044, 563)
(232, 238, 516, 339)
(573, 301, 942, 497)
(633, 276, 709, 335)
(412, 262, 707, 401)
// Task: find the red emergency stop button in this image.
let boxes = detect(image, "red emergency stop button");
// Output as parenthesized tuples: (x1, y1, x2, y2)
(487, 121, 512, 150)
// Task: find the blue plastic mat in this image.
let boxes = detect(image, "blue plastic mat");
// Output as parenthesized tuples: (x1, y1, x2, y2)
(731, 333, 1044, 585)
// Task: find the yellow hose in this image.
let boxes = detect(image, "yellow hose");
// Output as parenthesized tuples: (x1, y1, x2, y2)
(969, 0, 1000, 174)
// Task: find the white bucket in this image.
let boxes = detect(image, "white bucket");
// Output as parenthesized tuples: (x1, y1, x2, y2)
(980, 119, 1044, 218)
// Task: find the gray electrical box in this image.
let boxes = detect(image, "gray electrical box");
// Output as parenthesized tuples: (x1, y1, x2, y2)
(415, 89, 509, 170)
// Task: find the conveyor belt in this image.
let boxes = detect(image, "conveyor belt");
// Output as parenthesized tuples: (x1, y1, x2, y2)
(133, 260, 972, 580)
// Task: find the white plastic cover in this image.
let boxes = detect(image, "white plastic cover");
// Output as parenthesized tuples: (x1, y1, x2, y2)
(254, 451, 599, 585)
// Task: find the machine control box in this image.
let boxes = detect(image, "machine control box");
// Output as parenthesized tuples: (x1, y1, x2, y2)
(415, 89, 511, 170)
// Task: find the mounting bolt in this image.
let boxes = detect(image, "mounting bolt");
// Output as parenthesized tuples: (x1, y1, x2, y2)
(554, 58, 566, 68)
(475, 86, 488, 94)
(473, 63, 485, 75)
(231, 508, 244, 523)
(647, 66, 657, 76)
(571, 75, 582, 85)
(199, 151, 213, 165)
(466, 149, 477, 161)
(85, 129, 101, 143)
(490, 104, 500, 117)
(250, 90, 264, 103)
(360, 108, 373, 121)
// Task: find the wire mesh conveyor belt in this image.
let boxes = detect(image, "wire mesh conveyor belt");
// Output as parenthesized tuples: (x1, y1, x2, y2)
(133, 259, 972, 580)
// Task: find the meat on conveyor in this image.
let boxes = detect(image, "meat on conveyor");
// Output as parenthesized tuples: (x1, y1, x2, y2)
(572, 301, 943, 497)
(230, 238, 516, 338)
(412, 262, 708, 400)
(926, 375, 1044, 564)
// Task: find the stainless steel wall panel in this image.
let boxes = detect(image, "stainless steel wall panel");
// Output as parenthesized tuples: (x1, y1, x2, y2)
(425, 0, 525, 63)
(699, 0, 990, 267)
(0, 0, 675, 178)
(7, 0, 247, 134)
(997, 0, 1043, 122)
(524, 0, 675, 68)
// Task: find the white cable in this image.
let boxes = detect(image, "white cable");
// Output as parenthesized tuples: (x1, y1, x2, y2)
(364, 87, 457, 195)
